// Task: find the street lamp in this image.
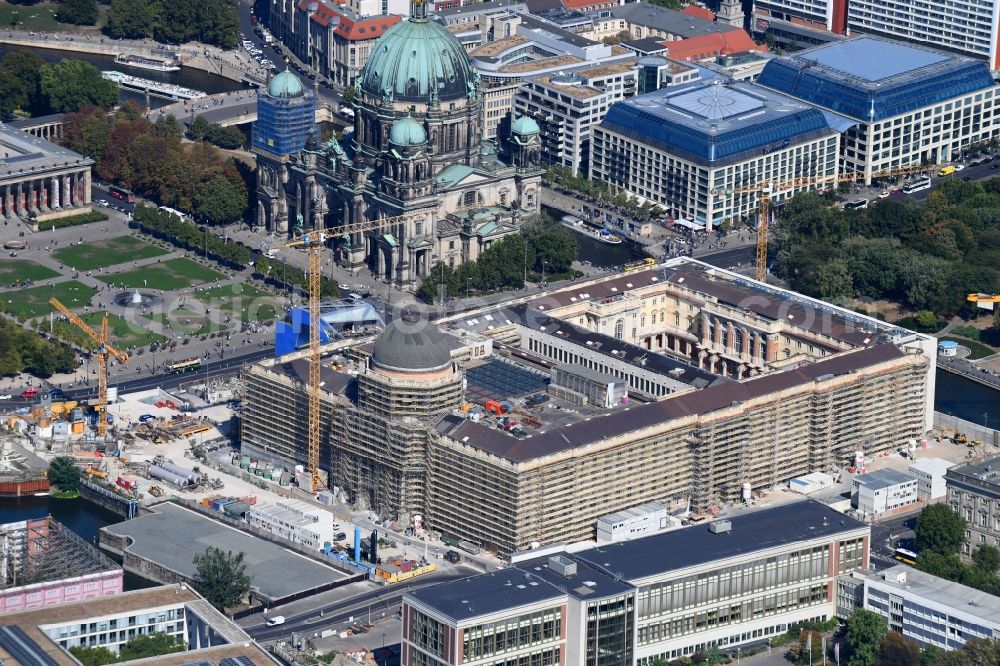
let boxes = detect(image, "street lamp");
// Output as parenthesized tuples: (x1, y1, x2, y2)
(466, 277, 471, 301)
(984, 412, 989, 429)
(522, 234, 528, 287)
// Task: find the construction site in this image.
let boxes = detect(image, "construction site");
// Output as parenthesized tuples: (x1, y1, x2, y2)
(235, 258, 938, 556)
(1, 516, 123, 613)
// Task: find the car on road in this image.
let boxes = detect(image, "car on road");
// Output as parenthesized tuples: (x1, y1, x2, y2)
(338, 283, 350, 290)
(878, 190, 890, 198)
(20, 387, 38, 398)
(50, 388, 65, 399)
(265, 615, 285, 626)
(0, 394, 12, 400)
(954, 164, 966, 171)
(335, 532, 347, 540)
(444, 550, 461, 563)
(138, 414, 155, 422)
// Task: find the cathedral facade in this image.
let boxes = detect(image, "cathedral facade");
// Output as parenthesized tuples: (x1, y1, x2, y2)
(253, 0, 543, 285)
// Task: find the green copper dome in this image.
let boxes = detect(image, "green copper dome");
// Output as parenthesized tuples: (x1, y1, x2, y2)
(268, 68, 305, 99)
(359, 13, 477, 104)
(512, 115, 540, 135)
(389, 117, 427, 146)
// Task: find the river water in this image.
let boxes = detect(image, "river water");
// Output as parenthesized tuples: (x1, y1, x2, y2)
(934, 368, 1000, 428)
(0, 495, 157, 590)
(0, 43, 249, 109)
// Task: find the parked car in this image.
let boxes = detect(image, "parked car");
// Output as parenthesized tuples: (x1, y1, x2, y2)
(335, 532, 347, 540)
(444, 550, 461, 563)
(20, 387, 38, 398)
(0, 394, 12, 400)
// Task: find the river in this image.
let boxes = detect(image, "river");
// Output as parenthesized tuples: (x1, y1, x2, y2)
(934, 368, 1000, 428)
(0, 495, 157, 590)
(0, 43, 250, 109)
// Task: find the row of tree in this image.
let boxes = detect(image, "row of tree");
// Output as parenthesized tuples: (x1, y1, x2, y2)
(106, 0, 239, 47)
(544, 164, 667, 222)
(70, 633, 184, 666)
(131, 205, 251, 266)
(417, 217, 579, 302)
(0, 51, 118, 120)
(62, 102, 249, 224)
(187, 116, 247, 150)
(0, 318, 78, 378)
(773, 178, 1000, 317)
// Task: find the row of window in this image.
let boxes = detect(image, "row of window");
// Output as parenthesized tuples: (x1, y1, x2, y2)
(463, 610, 562, 659)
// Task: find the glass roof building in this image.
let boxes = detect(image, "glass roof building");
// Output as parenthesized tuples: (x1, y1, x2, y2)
(591, 78, 840, 230)
(757, 37, 1000, 182)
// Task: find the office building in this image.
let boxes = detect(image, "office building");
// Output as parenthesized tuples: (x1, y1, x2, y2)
(596, 502, 680, 543)
(0, 584, 274, 665)
(587, 2, 743, 43)
(245, 498, 335, 550)
(946, 455, 1000, 558)
(513, 63, 637, 175)
(838, 566, 1000, 650)
(753, 0, 1000, 69)
(301, 1, 402, 87)
(591, 78, 840, 229)
(757, 37, 1000, 182)
(404, 501, 869, 665)
(851, 468, 919, 517)
(242, 257, 936, 556)
(908, 457, 953, 501)
(0, 122, 93, 226)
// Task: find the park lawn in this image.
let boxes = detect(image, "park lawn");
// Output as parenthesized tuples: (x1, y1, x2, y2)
(0, 2, 63, 32)
(145, 306, 225, 335)
(53, 312, 165, 349)
(0, 279, 93, 319)
(99, 258, 226, 291)
(939, 336, 995, 361)
(0, 258, 60, 284)
(52, 236, 168, 272)
(194, 284, 282, 322)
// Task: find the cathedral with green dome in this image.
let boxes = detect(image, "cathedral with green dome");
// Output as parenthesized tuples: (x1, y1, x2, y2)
(252, 0, 542, 286)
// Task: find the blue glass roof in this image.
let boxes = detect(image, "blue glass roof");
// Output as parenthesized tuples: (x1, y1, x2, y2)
(758, 37, 996, 122)
(600, 80, 835, 166)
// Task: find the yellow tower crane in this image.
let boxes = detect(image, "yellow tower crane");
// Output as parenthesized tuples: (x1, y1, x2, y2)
(279, 211, 414, 491)
(967, 293, 1000, 310)
(49, 299, 129, 438)
(724, 165, 935, 282)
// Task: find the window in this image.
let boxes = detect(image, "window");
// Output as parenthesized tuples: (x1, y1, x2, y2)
(614, 319, 624, 339)
(464, 190, 477, 207)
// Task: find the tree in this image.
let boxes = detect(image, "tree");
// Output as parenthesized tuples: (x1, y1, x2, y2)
(57, 0, 99, 24)
(154, 0, 199, 43)
(972, 544, 1000, 574)
(68, 645, 117, 666)
(186, 115, 212, 141)
(119, 633, 184, 660)
(105, 0, 153, 39)
(192, 546, 252, 610)
(47, 456, 81, 492)
(846, 608, 886, 666)
(194, 174, 248, 225)
(152, 114, 184, 145)
(0, 50, 44, 119)
(343, 85, 357, 105)
(62, 106, 113, 161)
(915, 503, 966, 556)
(40, 60, 119, 113)
(791, 630, 825, 665)
(876, 632, 920, 666)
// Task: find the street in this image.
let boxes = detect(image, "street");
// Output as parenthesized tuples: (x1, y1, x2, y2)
(869, 511, 918, 570)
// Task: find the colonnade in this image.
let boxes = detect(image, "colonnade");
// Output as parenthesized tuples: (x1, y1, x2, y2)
(0, 170, 91, 222)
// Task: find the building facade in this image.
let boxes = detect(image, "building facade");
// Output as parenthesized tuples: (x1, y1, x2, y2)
(0, 123, 93, 227)
(513, 63, 637, 175)
(404, 501, 869, 665)
(908, 457, 953, 501)
(838, 566, 1000, 650)
(945, 455, 1000, 558)
(851, 469, 919, 517)
(591, 78, 840, 229)
(753, 0, 1000, 69)
(757, 37, 1000, 182)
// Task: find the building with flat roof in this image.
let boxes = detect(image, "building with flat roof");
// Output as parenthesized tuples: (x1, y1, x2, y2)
(851, 468, 918, 517)
(945, 455, 1000, 558)
(591, 78, 841, 229)
(0, 584, 274, 666)
(1, 517, 122, 614)
(403, 501, 869, 665)
(757, 36, 1000, 182)
(0, 122, 93, 227)
(753, 0, 1000, 70)
(908, 457, 953, 501)
(513, 62, 637, 175)
(596, 502, 680, 543)
(838, 566, 1000, 650)
(244, 498, 335, 550)
(99, 502, 351, 603)
(587, 2, 743, 43)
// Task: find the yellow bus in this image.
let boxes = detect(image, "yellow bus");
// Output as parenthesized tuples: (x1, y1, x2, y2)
(624, 257, 656, 273)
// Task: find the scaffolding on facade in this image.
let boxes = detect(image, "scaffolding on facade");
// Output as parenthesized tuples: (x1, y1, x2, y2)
(0, 516, 117, 589)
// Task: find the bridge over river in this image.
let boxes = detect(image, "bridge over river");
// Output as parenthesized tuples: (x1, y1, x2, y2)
(152, 92, 336, 128)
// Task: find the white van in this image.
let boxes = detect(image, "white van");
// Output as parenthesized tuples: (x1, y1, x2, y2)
(265, 615, 285, 626)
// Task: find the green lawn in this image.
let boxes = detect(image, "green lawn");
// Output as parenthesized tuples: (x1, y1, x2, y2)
(53, 236, 168, 272)
(0, 258, 60, 284)
(194, 284, 282, 322)
(940, 336, 995, 361)
(145, 306, 225, 335)
(99, 258, 226, 291)
(0, 279, 93, 319)
(53, 312, 165, 349)
(0, 2, 63, 31)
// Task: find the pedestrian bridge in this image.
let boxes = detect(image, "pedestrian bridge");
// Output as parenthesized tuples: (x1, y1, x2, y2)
(152, 93, 335, 128)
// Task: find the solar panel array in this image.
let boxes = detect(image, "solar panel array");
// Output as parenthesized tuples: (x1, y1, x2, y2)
(465, 359, 548, 403)
(220, 657, 258, 666)
(0, 625, 61, 666)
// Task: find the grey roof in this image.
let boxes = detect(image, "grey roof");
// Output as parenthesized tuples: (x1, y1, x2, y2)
(102, 502, 348, 600)
(623, 37, 671, 54)
(609, 3, 740, 38)
(6, 113, 66, 129)
(946, 455, 1000, 500)
(859, 566, 1000, 625)
(573, 500, 867, 582)
(554, 363, 623, 386)
(433, 0, 527, 20)
(854, 468, 916, 490)
(405, 570, 565, 623)
(436, 343, 905, 463)
(371, 316, 453, 372)
(0, 123, 93, 179)
(515, 554, 634, 600)
(519, 13, 598, 49)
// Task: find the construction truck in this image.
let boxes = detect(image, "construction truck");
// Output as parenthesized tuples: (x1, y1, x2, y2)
(954, 433, 969, 444)
(148, 486, 163, 497)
